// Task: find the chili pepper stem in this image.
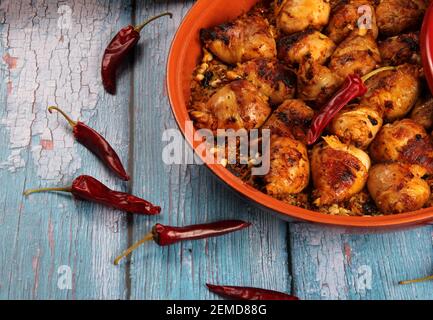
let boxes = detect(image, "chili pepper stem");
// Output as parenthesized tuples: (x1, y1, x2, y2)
(399, 274, 433, 285)
(114, 232, 154, 265)
(23, 187, 72, 197)
(48, 106, 77, 127)
(361, 66, 397, 82)
(134, 12, 173, 33)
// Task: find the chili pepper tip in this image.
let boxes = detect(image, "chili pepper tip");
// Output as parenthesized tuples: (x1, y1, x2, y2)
(114, 232, 155, 265)
(361, 66, 397, 82)
(206, 283, 299, 300)
(134, 12, 173, 33)
(399, 274, 433, 285)
(23, 187, 72, 197)
(48, 106, 77, 127)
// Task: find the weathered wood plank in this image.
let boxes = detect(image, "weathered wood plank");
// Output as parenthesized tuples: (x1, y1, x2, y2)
(290, 223, 433, 300)
(128, 0, 291, 300)
(3, 0, 432, 301)
(0, 0, 131, 299)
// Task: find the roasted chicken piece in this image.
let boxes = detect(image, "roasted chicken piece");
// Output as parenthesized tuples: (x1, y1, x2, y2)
(375, 0, 427, 37)
(311, 136, 371, 205)
(329, 104, 383, 149)
(200, 13, 276, 65)
(329, 0, 344, 10)
(230, 58, 297, 105)
(277, 29, 336, 67)
(326, 0, 378, 44)
(368, 163, 430, 214)
(410, 95, 433, 130)
(190, 53, 233, 106)
(262, 99, 314, 143)
(329, 34, 381, 79)
(360, 64, 420, 121)
(369, 119, 433, 173)
(379, 33, 420, 66)
(190, 80, 271, 132)
(274, 0, 331, 34)
(297, 61, 343, 106)
(263, 136, 310, 196)
(370, 119, 426, 163)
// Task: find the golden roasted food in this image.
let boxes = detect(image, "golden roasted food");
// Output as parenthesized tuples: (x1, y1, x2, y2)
(326, 0, 378, 44)
(274, 0, 331, 34)
(189, 0, 428, 216)
(262, 99, 314, 143)
(329, 0, 344, 10)
(329, 104, 383, 149)
(297, 60, 343, 106)
(311, 136, 371, 205)
(375, 0, 427, 37)
(277, 29, 336, 66)
(263, 136, 310, 196)
(410, 95, 433, 130)
(379, 33, 421, 66)
(370, 119, 425, 162)
(200, 13, 277, 65)
(190, 80, 271, 132)
(360, 64, 420, 121)
(329, 34, 381, 79)
(369, 119, 433, 173)
(230, 58, 297, 105)
(368, 163, 430, 214)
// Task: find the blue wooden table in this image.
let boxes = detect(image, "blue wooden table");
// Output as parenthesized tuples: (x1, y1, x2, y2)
(0, 0, 432, 300)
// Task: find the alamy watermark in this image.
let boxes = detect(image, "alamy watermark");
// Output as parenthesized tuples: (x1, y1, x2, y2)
(355, 265, 373, 292)
(357, 5, 373, 32)
(57, 5, 72, 30)
(57, 265, 72, 290)
(162, 121, 271, 176)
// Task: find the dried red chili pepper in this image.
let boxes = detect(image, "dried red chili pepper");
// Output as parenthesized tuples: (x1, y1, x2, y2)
(101, 12, 173, 94)
(48, 106, 129, 181)
(114, 220, 251, 265)
(23, 175, 161, 215)
(399, 274, 433, 285)
(306, 66, 396, 145)
(206, 284, 299, 300)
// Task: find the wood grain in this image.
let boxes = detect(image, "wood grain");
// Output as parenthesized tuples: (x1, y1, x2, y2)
(0, 0, 432, 300)
(290, 223, 433, 300)
(127, 0, 291, 300)
(0, 0, 132, 299)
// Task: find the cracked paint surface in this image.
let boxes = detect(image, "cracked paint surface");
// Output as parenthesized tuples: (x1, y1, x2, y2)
(0, 1, 119, 181)
(291, 224, 348, 299)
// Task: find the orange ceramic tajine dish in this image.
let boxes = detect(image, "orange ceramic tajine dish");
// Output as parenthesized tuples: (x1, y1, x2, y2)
(167, 0, 433, 228)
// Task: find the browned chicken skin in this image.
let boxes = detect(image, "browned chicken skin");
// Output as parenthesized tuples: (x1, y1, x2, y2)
(277, 29, 336, 67)
(312, 136, 371, 205)
(375, 0, 427, 37)
(297, 60, 343, 106)
(262, 99, 314, 143)
(200, 13, 277, 65)
(274, 0, 331, 34)
(190, 80, 271, 132)
(330, 104, 383, 149)
(329, 0, 345, 10)
(263, 136, 310, 196)
(368, 163, 430, 214)
(190, 0, 429, 216)
(410, 96, 433, 130)
(326, 0, 378, 44)
(329, 34, 381, 79)
(230, 58, 297, 105)
(379, 33, 420, 66)
(369, 119, 433, 173)
(360, 64, 420, 121)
